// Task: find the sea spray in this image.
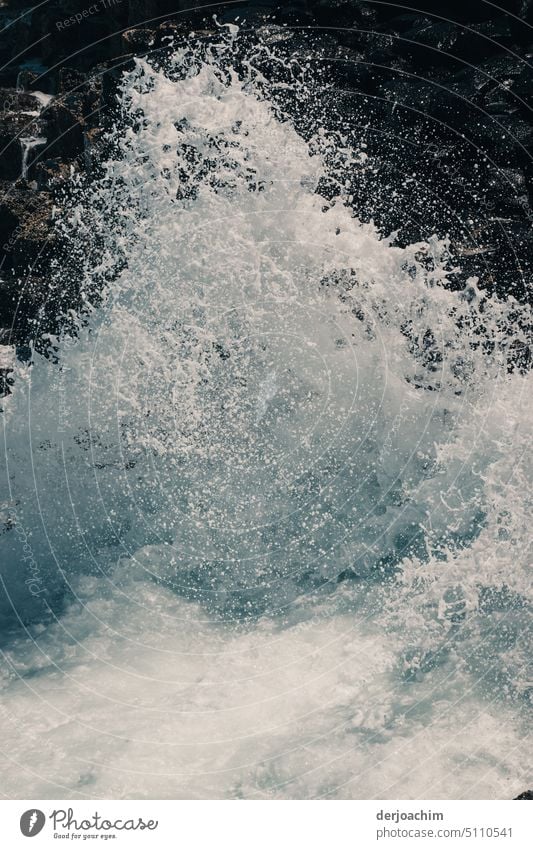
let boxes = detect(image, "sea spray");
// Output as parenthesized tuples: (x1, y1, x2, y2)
(0, 31, 530, 799)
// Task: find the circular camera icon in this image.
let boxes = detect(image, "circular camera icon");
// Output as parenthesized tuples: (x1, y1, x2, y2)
(20, 810, 46, 837)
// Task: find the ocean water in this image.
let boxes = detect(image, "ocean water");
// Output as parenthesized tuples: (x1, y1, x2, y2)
(0, 31, 531, 799)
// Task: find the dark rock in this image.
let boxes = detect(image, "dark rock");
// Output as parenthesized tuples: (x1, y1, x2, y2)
(11, 207, 56, 272)
(43, 99, 85, 160)
(88, 59, 131, 117)
(122, 27, 157, 53)
(0, 183, 55, 272)
(0, 0, 532, 346)
(384, 1, 510, 24)
(16, 69, 39, 91)
(128, 0, 163, 27)
(58, 67, 87, 97)
(0, 88, 44, 116)
(0, 89, 50, 181)
(35, 157, 78, 191)
(310, 0, 368, 29)
(83, 126, 106, 173)
(154, 20, 183, 44)
(33, 0, 126, 71)
(514, 789, 533, 799)
(0, 9, 34, 87)
(512, 66, 533, 113)
(393, 18, 514, 69)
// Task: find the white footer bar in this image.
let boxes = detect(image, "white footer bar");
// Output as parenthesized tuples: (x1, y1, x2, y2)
(1, 800, 530, 848)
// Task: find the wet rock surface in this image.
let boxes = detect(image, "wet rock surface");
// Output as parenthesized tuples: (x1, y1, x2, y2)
(0, 1, 532, 350)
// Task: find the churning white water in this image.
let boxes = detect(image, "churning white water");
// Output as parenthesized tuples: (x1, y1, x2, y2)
(0, 32, 531, 799)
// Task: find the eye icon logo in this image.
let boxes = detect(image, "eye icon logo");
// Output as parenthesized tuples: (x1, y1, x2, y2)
(20, 810, 46, 837)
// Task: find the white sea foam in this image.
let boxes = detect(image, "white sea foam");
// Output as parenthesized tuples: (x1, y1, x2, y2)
(0, 34, 530, 798)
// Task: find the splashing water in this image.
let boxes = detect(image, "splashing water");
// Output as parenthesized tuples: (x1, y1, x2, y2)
(0, 34, 531, 799)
